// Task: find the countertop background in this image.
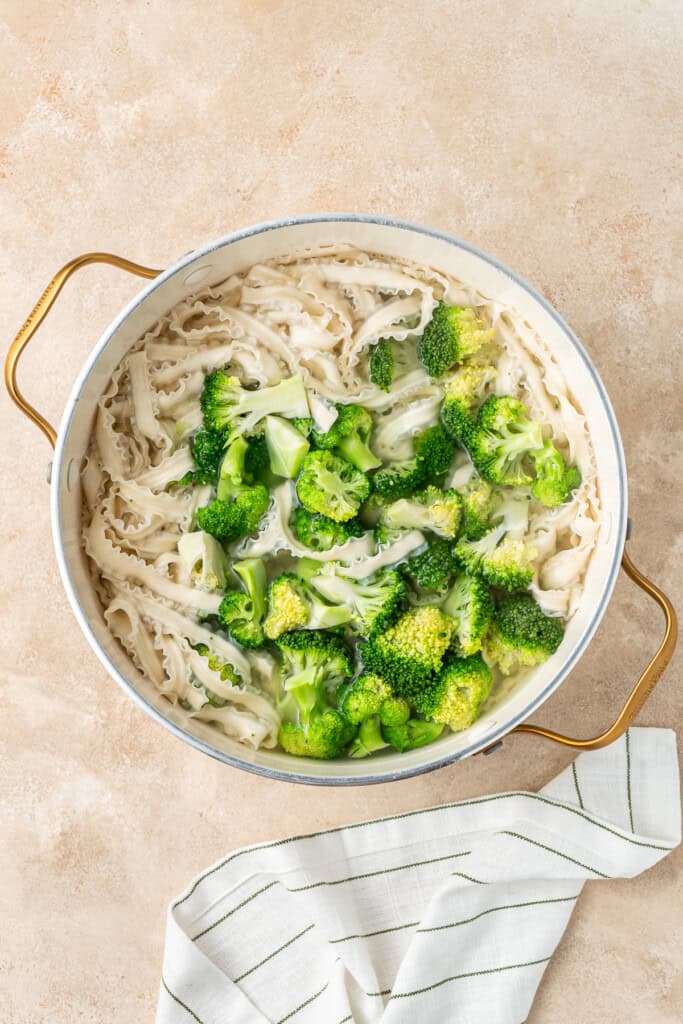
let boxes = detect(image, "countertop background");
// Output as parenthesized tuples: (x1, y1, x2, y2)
(1, 2, 681, 1021)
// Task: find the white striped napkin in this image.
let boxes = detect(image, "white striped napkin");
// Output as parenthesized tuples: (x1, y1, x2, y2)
(157, 728, 680, 1024)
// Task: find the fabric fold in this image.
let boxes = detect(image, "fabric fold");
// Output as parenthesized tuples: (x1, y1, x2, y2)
(157, 728, 680, 1024)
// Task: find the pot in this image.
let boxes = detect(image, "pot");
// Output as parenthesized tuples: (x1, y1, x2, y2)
(6, 215, 677, 784)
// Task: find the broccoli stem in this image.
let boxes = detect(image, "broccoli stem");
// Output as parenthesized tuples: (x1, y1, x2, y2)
(336, 434, 381, 473)
(217, 437, 249, 502)
(348, 717, 389, 758)
(265, 415, 310, 478)
(238, 374, 310, 421)
(233, 557, 267, 620)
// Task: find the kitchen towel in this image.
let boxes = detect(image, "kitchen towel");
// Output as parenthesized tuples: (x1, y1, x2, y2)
(157, 727, 680, 1023)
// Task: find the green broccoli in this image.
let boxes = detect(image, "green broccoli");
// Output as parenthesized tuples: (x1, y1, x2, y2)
(243, 433, 271, 482)
(454, 522, 537, 591)
(360, 606, 455, 701)
(292, 417, 314, 437)
(296, 450, 371, 522)
(279, 711, 356, 759)
(309, 567, 407, 636)
(442, 574, 494, 656)
(337, 673, 411, 726)
(368, 337, 419, 392)
(402, 538, 460, 594)
(177, 531, 229, 593)
(371, 458, 426, 503)
(264, 414, 311, 478)
(191, 429, 226, 484)
(275, 630, 355, 759)
(485, 592, 564, 676)
(414, 424, 456, 482)
(217, 557, 267, 648)
(383, 719, 445, 752)
(172, 429, 226, 487)
(378, 485, 463, 539)
(348, 716, 390, 758)
(468, 395, 544, 487)
(418, 303, 494, 378)
(195, 485, 270, 542)
(369, 337, 394, 392)
(216, 436, 250, 501)
(200, 371, 310, 438)
(420, 653, 492, 731)
(263, 573, 353, 640)
(440, 364, 498, 444)
(371, 425, 455, 501)
(311, 404, 381, 472)
(295, 557, 325, 581)
(292, 508, 364, 553)
(530, 441, 581, 508)
(460, 477, 495, 540)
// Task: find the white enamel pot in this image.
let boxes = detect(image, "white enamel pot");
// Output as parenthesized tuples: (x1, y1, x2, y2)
(6, 215, 677, 784)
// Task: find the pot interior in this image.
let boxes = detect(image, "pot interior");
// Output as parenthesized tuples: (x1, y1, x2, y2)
(52, 217, 626, 783)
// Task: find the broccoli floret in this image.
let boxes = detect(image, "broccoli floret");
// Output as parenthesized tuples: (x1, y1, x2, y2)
(468, 395, 544, 487)
(441, 364, 498, 444)
(371, 459, 426, 502)
(186, 429, 226, 485)
(216, 436, 250, 501)
(461, 477, 495, 540)
(485, 593, 564, 676)
(244, 433, 271, 481)
(383, 719, 445, 752)
(379, 486, 463, 539)
(279, 711, 356, 759)
(172, 429, 226, 487)
(414, 424, 456, 483)
(310, 567, 406, 637)
(296, 450, 371, 523)
(276, 629, 354, 699)
(337, 673, 411, 727)
(292, 508, 364, 553)
(360, 606, 455, 702)
(217, 557, 267, 648)
(263, 573, 353, 640)
(196, 485, 270, 542)
(442, 575, 494, 656)
(371, 425, 454, 502)
(275, 630, 356, 759)
(348, 716, 390, 758)
(454, 522, 537, 591)
(292, 417, 314, 437)
(311, 404, 381, 473)
(264, 414, 311, 478)
(200, 371, 310, 438)
(530, 441, 581, 508)
(368, 337, 394, 392)
(374, 520, 405, 547)
(177, 531, 229, 593)
(403, 538, 460, 594)
(418, 303, 494, 378)
(421, 653, 492, 731)
(369, 329, 422, 392)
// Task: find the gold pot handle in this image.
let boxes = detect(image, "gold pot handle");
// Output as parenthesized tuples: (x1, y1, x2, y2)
(4, 252, 162, 449)
(509, 546, 677, 751)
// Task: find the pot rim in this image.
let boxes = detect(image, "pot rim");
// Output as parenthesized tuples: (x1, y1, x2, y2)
(50, 213, 628, 785)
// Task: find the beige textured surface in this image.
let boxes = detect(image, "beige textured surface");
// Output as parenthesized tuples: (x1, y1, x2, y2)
(1, 2, 682, 1021)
